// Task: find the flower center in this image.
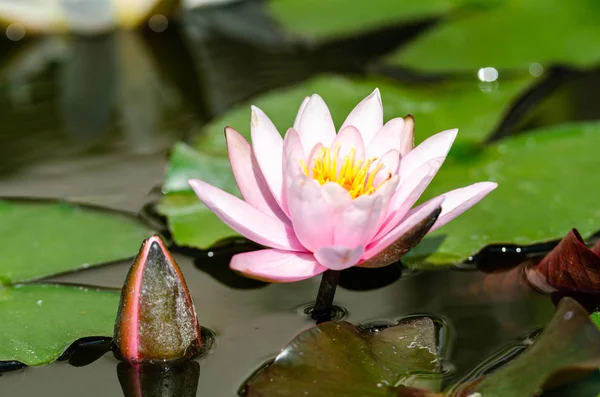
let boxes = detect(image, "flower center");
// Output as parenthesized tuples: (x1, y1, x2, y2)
(300, 146, 389, 199)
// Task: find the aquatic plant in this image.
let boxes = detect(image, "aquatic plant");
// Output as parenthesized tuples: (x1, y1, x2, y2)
(189, 89, 497, 282)
(114, 235, 202, 363)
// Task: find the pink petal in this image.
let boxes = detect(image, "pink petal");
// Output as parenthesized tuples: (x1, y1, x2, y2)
(230, 249, 326, 282)
(226, 127, 289, 224)
(366, 117, 404, 159)
(331, 125, 366, 167)
(296, 94, 336, 155)
(428, 182, 498, 233)
(400, 115, 415, 156)
(314, 245, 365, 271)
(374, 161, 440, 240)
(371, 149, 400, 187)
(189, 179, 305, 251)
(287, 178, 352, 252)
(251, 106, 285, 208)
(293, 96, 310, 131)
(281, 128, 305, 214)
(364, 196, 444, 260)
(333, 175, 398, 247)
(400, 128, 457, 182)
(340, 88, 383, 146)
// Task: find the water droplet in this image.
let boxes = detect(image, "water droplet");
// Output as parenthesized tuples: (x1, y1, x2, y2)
(529, 63, 544, 77)
(477, 67, 499, 82)
(6, 23, 25, 41)
(148, 14, 169, 33)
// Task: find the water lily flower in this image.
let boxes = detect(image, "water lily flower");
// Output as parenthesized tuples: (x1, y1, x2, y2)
(189, 89, 497, 282)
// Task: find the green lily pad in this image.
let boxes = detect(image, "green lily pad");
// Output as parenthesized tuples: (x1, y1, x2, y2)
(246, 317, 442, 396)
(592, 313, 600, 329)
(387, 0, 600, 72)
(0, 283, 119, 366)
(0, 199, 154, 283)
(267, 0, 461, 39)
(456, 298, 600, 397)
(407, 121, 600, 265)
(192, 75, 533, 153)
(161, 75, 533, 249)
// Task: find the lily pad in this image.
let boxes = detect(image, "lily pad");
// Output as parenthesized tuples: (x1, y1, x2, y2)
(0, 283, 119, 366)
(0, 199, 154, 283)
(407, 122, 600, 265)
(245, 317, 442, 396)
(592, 313, 600, 329)
(191, 75, 533, 153)
(456, 298, 600, 397)
(267, 0, 461, 39)
(387, 0, 600, 72)
(161, 75, 533, 249)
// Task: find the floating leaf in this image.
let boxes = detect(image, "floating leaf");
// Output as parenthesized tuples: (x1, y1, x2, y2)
(387, 0, 600, 72)
(246, 317, 442, 396)
(268, 0, 467, 39)
(592, 313, 600, 329)
(454, 298, 600, 397)
(525, 229, 600, 293)
(0, 283, 119, 366)
(407, 122, 600, 266)
(161, 75, 532, 249)
(0, 199, 154, 283)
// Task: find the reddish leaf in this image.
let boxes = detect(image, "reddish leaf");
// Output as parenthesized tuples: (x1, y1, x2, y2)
(526, 229, 600, 292)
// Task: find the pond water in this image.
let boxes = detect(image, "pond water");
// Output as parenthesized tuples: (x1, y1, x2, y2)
(1, 1, 600, 396)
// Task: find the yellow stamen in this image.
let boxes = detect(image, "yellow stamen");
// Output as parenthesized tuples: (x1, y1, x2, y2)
(301, 146, 391, 199)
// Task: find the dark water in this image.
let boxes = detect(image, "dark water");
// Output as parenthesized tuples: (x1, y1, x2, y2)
(1, 1, 599, 396)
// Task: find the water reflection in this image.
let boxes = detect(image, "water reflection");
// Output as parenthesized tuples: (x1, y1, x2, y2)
(117, 361, 200, 397)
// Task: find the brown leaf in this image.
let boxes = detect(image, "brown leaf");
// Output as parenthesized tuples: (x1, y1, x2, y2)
(526, 229, 600, 292)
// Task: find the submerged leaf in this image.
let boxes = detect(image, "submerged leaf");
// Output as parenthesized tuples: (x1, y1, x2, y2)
(0, 199, 154, 283)
(246, 318, 442, 396)
(0, 284, 119, 367)
(454, 298, 600, 397)
(526, 229, 600, 293)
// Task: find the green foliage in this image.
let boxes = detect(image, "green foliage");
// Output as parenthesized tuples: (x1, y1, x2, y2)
(0, 284, 119, 366)
(0, 199, 153, 283)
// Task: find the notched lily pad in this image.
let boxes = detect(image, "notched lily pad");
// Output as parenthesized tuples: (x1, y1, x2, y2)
(0, 199, 155, 283)
(406, 122, 600, 266)
(0, 283, 120, 367)
(245, 317, 443, 396)
(454, 298, 600, 397)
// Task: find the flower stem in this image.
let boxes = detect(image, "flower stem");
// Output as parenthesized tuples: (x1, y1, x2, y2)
(311, 270, 341, 324)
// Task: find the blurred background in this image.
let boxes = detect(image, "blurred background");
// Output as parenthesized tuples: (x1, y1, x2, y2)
(2, 0, 599, 213)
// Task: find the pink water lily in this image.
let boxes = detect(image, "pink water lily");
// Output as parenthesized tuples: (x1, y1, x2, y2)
(189, 89, 497, 282)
